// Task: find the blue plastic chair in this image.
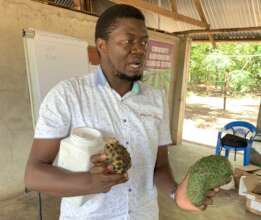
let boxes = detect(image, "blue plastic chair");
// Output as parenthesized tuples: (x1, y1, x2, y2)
(215, 121, 256, 166)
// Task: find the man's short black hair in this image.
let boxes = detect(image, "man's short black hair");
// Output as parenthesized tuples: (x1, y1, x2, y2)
(95, 4, 145, 42)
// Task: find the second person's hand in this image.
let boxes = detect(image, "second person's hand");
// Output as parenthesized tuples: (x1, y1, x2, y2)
(175, 174, 220, 212)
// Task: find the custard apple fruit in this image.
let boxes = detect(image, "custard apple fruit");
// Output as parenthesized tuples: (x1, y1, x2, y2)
(104, 138, 131, 174)
(187, 155, 233, 207)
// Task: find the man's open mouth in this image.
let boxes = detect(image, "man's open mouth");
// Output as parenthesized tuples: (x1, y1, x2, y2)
(129, 61, 143, 69)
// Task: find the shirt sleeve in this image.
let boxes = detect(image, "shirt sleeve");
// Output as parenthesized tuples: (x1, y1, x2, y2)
(158, 90, 172, 146)
(34, 81, 71, 139)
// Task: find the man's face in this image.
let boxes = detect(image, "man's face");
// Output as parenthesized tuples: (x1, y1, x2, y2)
(99, 18, 148, 82)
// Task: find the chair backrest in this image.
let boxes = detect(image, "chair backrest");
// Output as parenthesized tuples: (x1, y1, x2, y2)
(223, 121, 256, 139)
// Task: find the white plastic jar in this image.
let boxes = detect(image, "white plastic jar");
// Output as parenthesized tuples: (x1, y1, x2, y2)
(55, 127, 104, 172)
(54, 127, 105, 207)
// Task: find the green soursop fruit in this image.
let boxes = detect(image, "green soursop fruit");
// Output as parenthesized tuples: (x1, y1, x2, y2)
(104, 138, 131, 174)
(187, 155, 233, 207)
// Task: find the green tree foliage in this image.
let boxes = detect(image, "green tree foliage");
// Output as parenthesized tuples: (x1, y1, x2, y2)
(189, 43, 261, 94)
(143, 69, 171, 98)
(229, 70, 253, 93)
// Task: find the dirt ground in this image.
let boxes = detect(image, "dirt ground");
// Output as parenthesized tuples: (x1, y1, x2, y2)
(183, 95, 260, 146)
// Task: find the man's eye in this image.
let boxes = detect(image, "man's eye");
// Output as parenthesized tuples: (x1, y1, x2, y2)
(121, 39, 132, 45)
(141, 40, 148, 46)
(126, 39, 133, 44)
(121, 39, 148, 47)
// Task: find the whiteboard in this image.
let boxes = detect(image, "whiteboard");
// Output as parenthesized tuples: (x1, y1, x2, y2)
(23, 29, 89, 127)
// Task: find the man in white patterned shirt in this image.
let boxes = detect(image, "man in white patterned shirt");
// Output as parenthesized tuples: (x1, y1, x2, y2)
(25, 4, 212, 220)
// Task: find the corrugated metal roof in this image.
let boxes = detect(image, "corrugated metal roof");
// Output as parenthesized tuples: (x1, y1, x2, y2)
(201, 0, 261, 29)
(143, 0, 203, 32)
(54, 0, 74, 8)
(39, 0, 261, 40)
(144, 0, 261, 41)
(153, 0, 261, 32)
(191, 30, 261, 41)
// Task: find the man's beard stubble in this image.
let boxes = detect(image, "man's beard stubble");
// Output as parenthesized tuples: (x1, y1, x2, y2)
(116, 72, 143, 82)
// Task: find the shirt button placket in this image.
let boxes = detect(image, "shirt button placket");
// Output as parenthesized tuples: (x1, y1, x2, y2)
(122, 118, 129, 146)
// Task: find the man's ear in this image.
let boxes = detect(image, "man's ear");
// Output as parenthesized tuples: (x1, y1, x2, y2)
(96, 38, 107, 56)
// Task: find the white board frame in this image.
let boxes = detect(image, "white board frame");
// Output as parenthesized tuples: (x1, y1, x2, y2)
(23, 28, 89, 127)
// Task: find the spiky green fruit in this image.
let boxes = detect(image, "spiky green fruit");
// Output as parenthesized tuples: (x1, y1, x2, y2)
(187, 155, 233, 207)
(104, 138, 131, 174)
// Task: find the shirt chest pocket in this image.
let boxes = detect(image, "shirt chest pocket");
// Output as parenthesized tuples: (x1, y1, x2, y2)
(138, 113, 161, 140)
(136, 113, 161, 160)
(139, 113, 161, 128)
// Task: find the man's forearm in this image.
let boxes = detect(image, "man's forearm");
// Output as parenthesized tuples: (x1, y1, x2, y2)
(154, 164, 177, 196)
(25, 162, 92, 197)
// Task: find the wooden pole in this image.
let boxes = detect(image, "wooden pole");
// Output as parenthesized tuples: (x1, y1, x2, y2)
(257, 102, 261, 134)
(85, 0, 93, 13)
(223, 70, 228, 111)
(73, 0, 81, 10)
(170, 37, 192, 144)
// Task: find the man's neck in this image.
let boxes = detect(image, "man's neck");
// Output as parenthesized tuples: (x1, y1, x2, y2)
(101, 65, 133, 97)
(107, 74, 133, 97)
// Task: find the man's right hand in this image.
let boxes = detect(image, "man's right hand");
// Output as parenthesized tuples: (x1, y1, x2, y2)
(25, 139, 129, 197)
(87, 153, 129, 194)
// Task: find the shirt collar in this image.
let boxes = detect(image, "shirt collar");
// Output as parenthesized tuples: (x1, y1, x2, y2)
(95, 65, 107, 87)
(95, 65, 141, 95)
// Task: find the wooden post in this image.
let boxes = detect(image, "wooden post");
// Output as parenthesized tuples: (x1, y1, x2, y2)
(73, 0, 87, 11)
(215, 66, 218, 89)
(73, 0, 81, 10)
(223, 70, 228, 111)
(170, 37, 192, 144)
(257, 102, 261, 134)
(85, 0, 93, 13)
(206, 70, 210, 95)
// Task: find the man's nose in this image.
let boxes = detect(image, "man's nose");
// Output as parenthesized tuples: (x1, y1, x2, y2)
(131, 42, 147, 55)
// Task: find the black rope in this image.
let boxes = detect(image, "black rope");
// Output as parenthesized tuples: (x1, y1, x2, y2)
(38, 192, 43, 220)
(25, 188, 43, 220)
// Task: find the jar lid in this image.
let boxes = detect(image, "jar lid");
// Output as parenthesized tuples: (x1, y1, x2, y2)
(70, 127, 103, 147)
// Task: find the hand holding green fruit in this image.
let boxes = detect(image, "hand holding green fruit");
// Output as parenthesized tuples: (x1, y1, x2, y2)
(175, 155, 232, 211)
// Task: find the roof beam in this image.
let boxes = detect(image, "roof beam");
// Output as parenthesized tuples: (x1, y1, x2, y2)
(109, 0, 208, 28)
(171, 0, 177, 14)
(109, 0, 174, 18)
(192, 0, 216, 47)
(208, 33, 216, 48)
(193, 0, 208, 25)
(175, 13, 208, 28)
